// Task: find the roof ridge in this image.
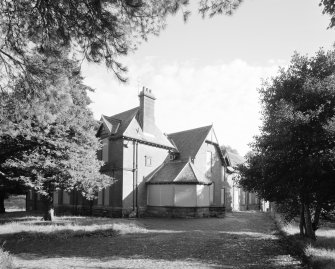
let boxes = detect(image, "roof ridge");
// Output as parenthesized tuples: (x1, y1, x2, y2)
(106, 106, 139, 120)
(192, 126, 212, 158)
(172, 161, 189, 182)
(168, 125, 212, 136)
(145, 162, 166, 183)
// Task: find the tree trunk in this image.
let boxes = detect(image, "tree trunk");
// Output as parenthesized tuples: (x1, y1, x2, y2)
(312, 203, 322, 232)
(0, 192, 5, 214)
(304, 203, 316, 240)
(299, 203, 305, 236)
(43, 195, 55, 221)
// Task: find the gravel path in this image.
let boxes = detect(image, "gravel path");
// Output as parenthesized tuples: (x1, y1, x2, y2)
(7, 211, 304, 268)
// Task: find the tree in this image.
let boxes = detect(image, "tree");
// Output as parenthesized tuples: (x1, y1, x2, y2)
(0, 0, 242, 89)
(320, 0, 335, 28)
(238, 49, 335, 240)
(0, 47, 111, 220)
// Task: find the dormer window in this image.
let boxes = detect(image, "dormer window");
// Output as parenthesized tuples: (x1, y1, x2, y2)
(169, 152, 179, 161)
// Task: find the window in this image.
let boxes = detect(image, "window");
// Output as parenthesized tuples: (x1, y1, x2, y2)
(206, 151, 213, 172)
(104, 188, 109, 206)
(209, 183, 214, 205)
(249, 193, 257, 205)
(98, 190, 104, 206)
(221, 188, 225, 205)
(249, 193, 253, 204)
(221, 167, 225, 183)
(145, 156, 152, 167)
(241, 191, 245, 205)
(53, 191, 59, 204)
(63, 191, 70, 204)
(102, 138, 109, 162)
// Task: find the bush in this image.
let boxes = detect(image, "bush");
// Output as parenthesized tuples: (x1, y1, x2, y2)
(0, 247, 14, 269)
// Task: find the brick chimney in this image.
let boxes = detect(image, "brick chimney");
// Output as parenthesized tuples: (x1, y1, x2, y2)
(138, 87, 156, 134)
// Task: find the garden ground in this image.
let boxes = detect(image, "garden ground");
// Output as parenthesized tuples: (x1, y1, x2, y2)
(0, 211, 305, 268)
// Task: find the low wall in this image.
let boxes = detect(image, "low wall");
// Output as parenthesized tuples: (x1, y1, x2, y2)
(55, 205, 123, 218)
(145, 206, 225, 218)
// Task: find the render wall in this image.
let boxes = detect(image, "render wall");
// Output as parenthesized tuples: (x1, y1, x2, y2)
(105, 139, 124, 209)
(147, 185, 174, 206)
(193, 141, 225, 207)
(147, 184, 211, 207)
(122, 140, 169, 213)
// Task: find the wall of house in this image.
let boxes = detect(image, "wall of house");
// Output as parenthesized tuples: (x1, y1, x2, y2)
(147, 184, 211, 207)
(224, 172, 262, 211)
(105, 139, 124, 209)
(147, 185, 174, 206)
(122, 140, 170, 214)
(239, 191, 260, 211)
(193, 141, 225, 207)
(225, 173, 237, 211)
(174, 185, 197, 206)
(196, 185, 210, 206)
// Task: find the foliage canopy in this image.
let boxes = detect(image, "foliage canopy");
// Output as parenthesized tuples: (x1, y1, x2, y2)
(238, 49, 335, 239)
(0, 48, 111, 219)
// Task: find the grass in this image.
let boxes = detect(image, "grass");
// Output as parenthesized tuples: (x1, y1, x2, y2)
(0, 211, 304, 268)
(0, 247, 14, 269)
(0, 214, 148, 241)
(4, 195, 26, 212)
(0, 213, 151, 268)
(273, 213, 335, 269)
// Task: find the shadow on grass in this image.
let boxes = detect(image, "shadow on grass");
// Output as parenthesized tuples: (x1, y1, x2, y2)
(0, 227, 301, 268)
(281, 232, 335, 269)
(0, 211, 305, 268)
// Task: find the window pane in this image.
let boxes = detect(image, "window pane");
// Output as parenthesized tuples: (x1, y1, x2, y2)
(206, 151, 212, 172)
(241, 191, 245, 205)
(209, 184, 214, 204)
(102, 138, 108, 162)
(221, 188, 225, 205)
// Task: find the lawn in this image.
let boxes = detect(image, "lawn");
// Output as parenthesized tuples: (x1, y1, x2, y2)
(0, 211, 303, 269)
(274, 213, 335, 269)
(4, 196, 26, 212)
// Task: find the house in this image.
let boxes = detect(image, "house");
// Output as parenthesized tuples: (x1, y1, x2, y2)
(27, 87, 232, 217)
(225, 151, 262, 211)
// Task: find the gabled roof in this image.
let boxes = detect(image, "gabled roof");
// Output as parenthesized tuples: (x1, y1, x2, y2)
(146, 160, 212, 185)
(168, 125, 212, 160)
(97, 107, 175, 149)
(100, 115, 121, 134)
(100, 107, 139, 137)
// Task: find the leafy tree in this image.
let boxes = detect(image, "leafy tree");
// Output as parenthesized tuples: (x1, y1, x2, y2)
(238, 49, 335, 240)
(320, 0, 335, 28)
(0, 0, 242, 89)
(0, 47, 111, 220)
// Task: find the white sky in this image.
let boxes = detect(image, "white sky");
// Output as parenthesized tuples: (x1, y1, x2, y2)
(82, 0, 334, 156)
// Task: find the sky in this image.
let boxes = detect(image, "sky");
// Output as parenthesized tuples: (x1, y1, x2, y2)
(82, 0, 334, 156)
